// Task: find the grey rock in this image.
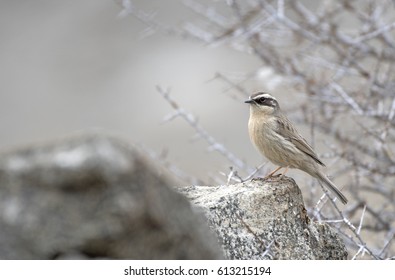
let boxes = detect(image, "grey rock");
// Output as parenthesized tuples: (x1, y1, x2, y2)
(0, 134, 223, 259)
(176, 177, 348, 260)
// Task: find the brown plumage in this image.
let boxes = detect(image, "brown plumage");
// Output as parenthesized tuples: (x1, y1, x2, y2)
(245, 92, 348, 204)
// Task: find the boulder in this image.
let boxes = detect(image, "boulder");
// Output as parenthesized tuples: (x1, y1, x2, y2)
(0, 134, 223, 259)
(176, 177, 348, 260)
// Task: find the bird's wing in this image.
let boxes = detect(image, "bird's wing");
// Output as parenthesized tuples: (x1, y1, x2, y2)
(276, 117, 326, 166)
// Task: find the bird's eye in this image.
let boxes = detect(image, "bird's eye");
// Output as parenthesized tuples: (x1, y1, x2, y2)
(257, 97, 266, 104)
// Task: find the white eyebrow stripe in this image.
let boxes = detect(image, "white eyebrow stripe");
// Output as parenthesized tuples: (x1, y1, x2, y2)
(252, 93, 276, 101)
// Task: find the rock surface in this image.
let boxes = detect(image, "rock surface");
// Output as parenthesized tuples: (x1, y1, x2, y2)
(0, 134, 223, 259)
(176, 177, 348, 260)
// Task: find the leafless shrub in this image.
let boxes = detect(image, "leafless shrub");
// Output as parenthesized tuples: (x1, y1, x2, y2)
(120, 0, 395, 259)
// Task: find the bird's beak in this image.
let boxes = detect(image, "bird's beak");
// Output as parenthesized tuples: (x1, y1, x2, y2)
(245, 99, 253, 104)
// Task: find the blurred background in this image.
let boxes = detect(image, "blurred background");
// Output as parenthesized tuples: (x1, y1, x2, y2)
(0, 0, 268, 183)
(1, 0, 394, 259)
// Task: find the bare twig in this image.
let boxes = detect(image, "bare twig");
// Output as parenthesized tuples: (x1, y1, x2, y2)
(124, 0, 395, 259)
(157, 86, 252, 174)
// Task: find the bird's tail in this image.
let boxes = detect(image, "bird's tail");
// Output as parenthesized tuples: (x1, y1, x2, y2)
(316, 171, 348, 204)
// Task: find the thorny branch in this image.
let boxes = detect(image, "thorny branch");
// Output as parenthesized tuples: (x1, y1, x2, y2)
(156, 86, 253, 174)
(124, 0, 395, 259)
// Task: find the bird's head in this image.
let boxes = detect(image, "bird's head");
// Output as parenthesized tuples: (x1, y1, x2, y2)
(245, 92, 280, 116)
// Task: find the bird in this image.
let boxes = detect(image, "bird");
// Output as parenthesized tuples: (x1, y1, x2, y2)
(245, 92, 348, 204)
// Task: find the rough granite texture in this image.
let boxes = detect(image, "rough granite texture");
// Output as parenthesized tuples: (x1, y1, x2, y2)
(0, 134, 223, 259)
(176, 177, 348, 260)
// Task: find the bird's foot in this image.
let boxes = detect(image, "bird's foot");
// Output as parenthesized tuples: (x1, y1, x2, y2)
(264, 166, 289, 180)
(263, 166, 283, 179)
(263, 174, 282, 182)
(251, 177, 265, 182)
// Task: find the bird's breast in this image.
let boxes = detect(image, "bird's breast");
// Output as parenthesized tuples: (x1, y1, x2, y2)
(248, 116, 280, 155)
(248, 115, 299, 168)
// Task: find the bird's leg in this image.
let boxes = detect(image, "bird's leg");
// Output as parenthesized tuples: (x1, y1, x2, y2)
(279, 166, 289, 179)
(264, 166, 283, 179)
